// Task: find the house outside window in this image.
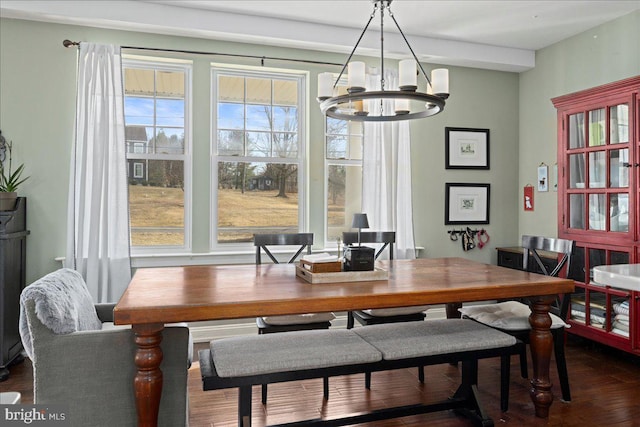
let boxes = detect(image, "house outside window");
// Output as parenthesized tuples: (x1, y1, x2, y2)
(212, 67, 305, 247)
(123, 58, 192, 251)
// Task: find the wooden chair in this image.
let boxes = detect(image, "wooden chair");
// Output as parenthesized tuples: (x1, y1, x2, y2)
(343, 231, 429, 387)
(459, 235, 574, 406)
(253, 233, 334, 403)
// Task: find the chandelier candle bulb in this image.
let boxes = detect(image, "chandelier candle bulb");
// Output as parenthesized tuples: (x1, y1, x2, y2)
(399, 59, 417, 90)
(395, 98, 410, 114)
(431, 68, 450, 98)
(347, 61, 366, 91)
(318, 72, 334, 99)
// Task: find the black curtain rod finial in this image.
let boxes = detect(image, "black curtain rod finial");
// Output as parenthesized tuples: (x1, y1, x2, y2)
(63, 39, 80, 48)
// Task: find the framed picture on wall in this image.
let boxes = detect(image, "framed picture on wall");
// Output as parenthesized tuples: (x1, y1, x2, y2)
(445, 127, 490, 169)
(445, 183, 490, 225)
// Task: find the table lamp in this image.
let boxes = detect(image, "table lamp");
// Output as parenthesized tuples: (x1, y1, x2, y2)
(351, 213, 369, 247)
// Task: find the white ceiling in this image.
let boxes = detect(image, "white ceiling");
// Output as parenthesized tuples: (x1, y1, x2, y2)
(2, 0, 639, 72)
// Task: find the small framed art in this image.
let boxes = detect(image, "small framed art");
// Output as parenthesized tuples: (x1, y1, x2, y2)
(445, 127, 490, 169)
(445, 183, 490, 225)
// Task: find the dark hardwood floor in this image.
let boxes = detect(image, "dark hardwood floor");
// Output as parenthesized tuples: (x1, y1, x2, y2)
(4, 335, 639, 426)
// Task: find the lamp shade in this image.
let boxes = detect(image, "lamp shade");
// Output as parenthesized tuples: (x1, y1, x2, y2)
(351, 213, 370, 229)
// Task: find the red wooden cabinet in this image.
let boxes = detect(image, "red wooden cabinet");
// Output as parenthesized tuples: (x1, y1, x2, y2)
(552, 76, 640, 355)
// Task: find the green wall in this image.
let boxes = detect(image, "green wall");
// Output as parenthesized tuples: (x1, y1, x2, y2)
(0, 16, 535, 285)
(518, 10, 640, 238)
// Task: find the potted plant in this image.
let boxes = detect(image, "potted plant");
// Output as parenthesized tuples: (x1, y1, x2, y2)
(0, 137, 29, 211)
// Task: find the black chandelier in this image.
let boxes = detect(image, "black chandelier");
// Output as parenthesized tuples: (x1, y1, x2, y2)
(317, 0, 449, 122)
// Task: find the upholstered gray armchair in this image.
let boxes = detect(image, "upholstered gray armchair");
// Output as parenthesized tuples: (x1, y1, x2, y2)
(19, 268, 191, 427)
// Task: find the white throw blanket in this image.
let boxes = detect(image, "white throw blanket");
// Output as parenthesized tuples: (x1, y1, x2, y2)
(19, 268, 102, 358)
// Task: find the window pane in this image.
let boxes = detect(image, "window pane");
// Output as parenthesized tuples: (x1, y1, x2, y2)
(218, 103, 244, 130)
(610, 104, 628, 144)
(156, 70, 184, 97)
(588, 194, 606, 231)
(349, 135, 363, 160)
(588, 151, 606, 188)
(246, 78, 271, 104)
(273, 106, 298, 132)
(568, 112, 585, 149)
(155, 128, 184, 154)
(126, 125, 152, 154)
(217, 161, 298, 243)
(129, 160, 185, 246)
(327, 117, 348, 135)
(569, 153, 585, 188)
(588, 108, 605, 146)
(218, 75, 244, 102)
(246, 105, 272, 131)
(327, 164, 362, 242)
(610, 194, 628, 232)
(156, 99, 184, 127)
(124, 97, 154, 125)
(611, 251, 629, 264)
(273, 79, 297, 106)
(569, 194, 584, 229)
(609, 149, 629, 188)
(247, 132, 271, 156)
(327, 136, 347, 159)
(272, 133, 298, 158)
(124, 68, 155, 96)
(217, 130, 244, 156)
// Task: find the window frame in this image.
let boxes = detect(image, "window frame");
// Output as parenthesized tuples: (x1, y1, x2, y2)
(210, 65, 307, 252)
(122, 57, 193, 255)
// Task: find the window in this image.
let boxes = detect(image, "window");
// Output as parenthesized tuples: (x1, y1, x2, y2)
(325, 82, 363, 246)
(212, 67, 305, 246)
(123, 59, 191, 250)
(133, 162, 144, 179)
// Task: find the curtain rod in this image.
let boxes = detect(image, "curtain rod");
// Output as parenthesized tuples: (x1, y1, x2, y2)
(62, 39, 343, 67)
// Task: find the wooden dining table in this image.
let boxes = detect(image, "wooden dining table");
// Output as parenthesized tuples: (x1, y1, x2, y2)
(114, 257, 574, 427)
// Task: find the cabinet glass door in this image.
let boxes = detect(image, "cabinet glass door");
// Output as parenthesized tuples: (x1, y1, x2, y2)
(563, 101, 632, 235)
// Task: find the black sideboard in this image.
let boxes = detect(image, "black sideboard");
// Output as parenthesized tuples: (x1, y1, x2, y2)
(0, 197, 29, 381)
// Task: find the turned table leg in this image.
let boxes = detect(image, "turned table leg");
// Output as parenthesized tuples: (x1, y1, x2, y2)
(528, 296, 555, 418)
(133, 323, 164, 427)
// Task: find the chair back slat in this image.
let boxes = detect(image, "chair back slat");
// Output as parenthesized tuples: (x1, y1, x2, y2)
(254, 233, 313, 264)
(521, 235, 575, 318)
(342, 231, 395, 260)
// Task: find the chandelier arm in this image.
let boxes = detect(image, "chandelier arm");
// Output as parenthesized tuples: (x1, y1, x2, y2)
(333, 3, 378, 89)
(388, 10, 432, 87)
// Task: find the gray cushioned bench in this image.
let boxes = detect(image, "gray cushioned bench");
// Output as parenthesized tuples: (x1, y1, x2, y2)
(199, 319, 523, 427)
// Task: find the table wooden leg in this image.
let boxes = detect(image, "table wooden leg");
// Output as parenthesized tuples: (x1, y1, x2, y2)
(133, 323, 164, 427)
(446, 302, 462, 319)
(528, 296, 554, 418)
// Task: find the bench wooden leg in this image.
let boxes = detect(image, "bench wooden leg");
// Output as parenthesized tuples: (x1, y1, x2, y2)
(418, 366, 425, 383)
(239, 385, 252, 427)
(365, 371, 372, 389)
(261, 384, 267, 405)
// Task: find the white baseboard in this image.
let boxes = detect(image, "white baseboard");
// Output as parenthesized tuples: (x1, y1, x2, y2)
(189, 307, 447, 343)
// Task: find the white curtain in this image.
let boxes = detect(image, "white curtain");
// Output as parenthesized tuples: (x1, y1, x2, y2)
(362, 69, 416, 260)
(64, 43, 131, 303)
